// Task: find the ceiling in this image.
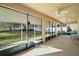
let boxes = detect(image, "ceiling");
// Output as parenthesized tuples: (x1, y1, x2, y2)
(23, 3, 79, 24)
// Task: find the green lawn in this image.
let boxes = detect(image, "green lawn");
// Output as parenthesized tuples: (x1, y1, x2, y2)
(0, 32, 21, 44)
(0, 32, 18, 37)
(0, 37, 21, 44)
(0, 31, 42, 45)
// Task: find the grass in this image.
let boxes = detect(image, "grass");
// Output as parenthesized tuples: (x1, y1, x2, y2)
(0, 31, 42, 45)
(0, 38, 21, 44)
(0, 36, 21, 44)
(0, 32, 21, 44)
(0, 32, 21, 37)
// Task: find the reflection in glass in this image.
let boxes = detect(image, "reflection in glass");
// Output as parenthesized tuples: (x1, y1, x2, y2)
(35, 18, 42, 37)
(46, 21, 50, 35)
(28, 15, 34, 40)
(0, 22, 21, 47)
(28, 15, 42, 41)
(52, 23, 55, 36)
(50, 22, 52, 35)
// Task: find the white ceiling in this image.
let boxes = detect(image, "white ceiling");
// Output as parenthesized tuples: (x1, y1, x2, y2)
(23, 3, 79, 24)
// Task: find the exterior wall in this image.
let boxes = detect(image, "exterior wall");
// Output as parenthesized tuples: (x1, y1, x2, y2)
(69, 23, 78, 32)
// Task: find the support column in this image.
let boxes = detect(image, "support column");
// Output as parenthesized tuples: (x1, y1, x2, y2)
(34, 18, 36, 38)
(57, 24, 59, 35)
(61, 24, 63, 33)
(55, 23, 58, 37)
(42, 16, 46, 43)
(26, 14, 28, 43)
(78, 20, 79, 33)
(21, 24, 23, 41)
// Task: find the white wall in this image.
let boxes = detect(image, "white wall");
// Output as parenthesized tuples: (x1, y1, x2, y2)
(69, 23, 78, 31)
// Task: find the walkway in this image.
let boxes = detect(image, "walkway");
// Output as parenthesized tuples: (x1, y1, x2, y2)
(14, 35, 79, 56)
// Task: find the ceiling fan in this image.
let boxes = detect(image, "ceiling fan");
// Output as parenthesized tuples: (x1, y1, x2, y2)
(55, 8, 69, 24)
(55, 3, 76, 15)
(55, 8, 68, 16)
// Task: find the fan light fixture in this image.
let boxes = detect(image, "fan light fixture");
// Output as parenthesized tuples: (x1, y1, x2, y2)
(55, 11, 68, 16)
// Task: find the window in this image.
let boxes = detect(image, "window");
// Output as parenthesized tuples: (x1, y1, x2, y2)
(0, 6, 27, 49)
(58, 24, 62, 33)
(45, 20, 50, 35)
(0, 22, 21, 47)
(62, 25, 67, 32)
(35, 18, 42, 38)
(28, 15, 42, 41)
(28, 15, 34, 40)
(53, 23, 56, 34)
(50, 22, 53, 36)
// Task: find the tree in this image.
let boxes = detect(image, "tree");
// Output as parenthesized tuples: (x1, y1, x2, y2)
(67, 26, 72, 32)
(8, 23, 21, 34)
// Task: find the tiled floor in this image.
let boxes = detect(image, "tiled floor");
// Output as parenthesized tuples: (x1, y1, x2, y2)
(21, 45, 63, 56)
(14, 35, 79, 56)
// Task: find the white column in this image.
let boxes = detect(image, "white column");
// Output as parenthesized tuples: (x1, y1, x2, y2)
(53, 23, 55, 36)
(42, 16, 46, 43)
(55, 23, 58, 37)
(26, 14, 28, 43)
(34, 18, 36, 38)
(26, 24, 28, 43)
(61, 24, 63, 33)
(78, 20, 79, 33)
(58, 24, 59, 34)
(21, 24, 23, 41)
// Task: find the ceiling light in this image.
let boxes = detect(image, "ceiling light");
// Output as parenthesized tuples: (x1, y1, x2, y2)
(61, 11, 68, 14)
